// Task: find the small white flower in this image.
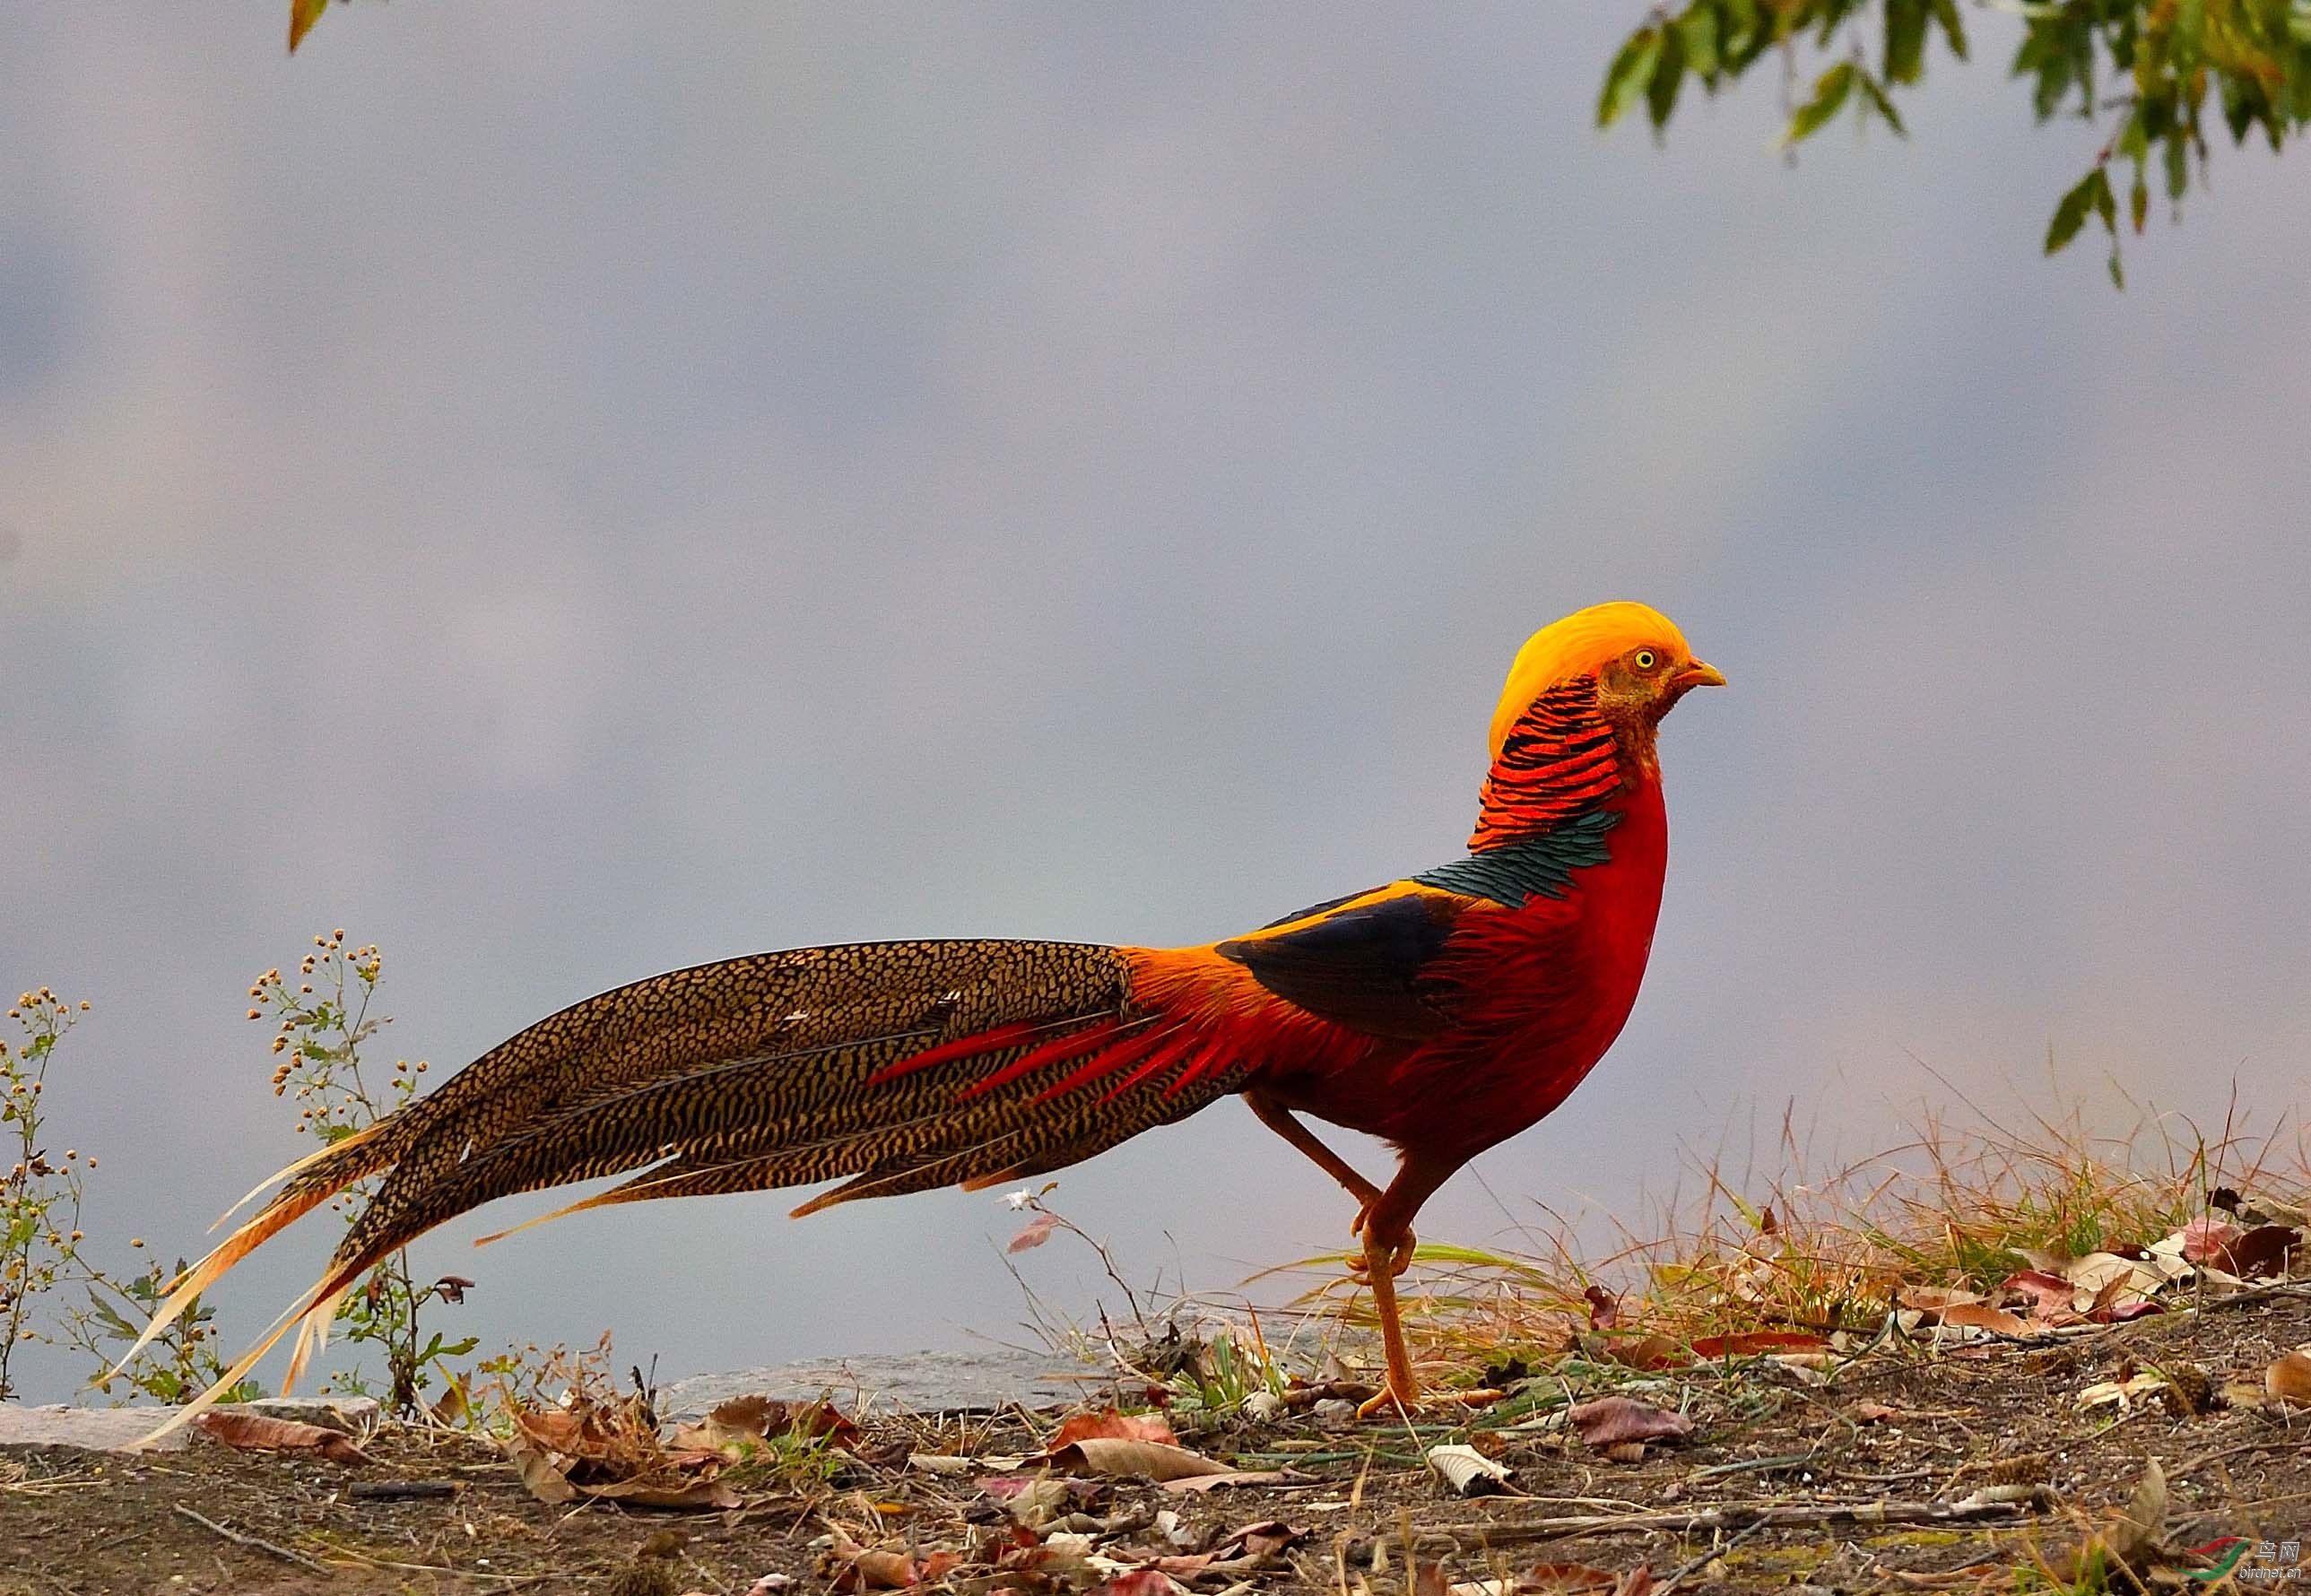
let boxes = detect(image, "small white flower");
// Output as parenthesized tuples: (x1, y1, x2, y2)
(1003, 1189, 1035, 1210)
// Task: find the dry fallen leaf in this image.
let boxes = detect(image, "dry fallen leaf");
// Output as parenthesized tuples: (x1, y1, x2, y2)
(2174, 1218, 2245, 1264)
(2075, 1370, 2171, 1412)
(2064, 1457, 2167, 1581)
(1568, 1397, 1693, 1450)
(1008, 1212, 1062, 1253)
(1933, 1301, 2033, 1338)
(584, 1476, 741, 1510)
(2217, 1224, 2302, 1279)
(671, 1395, 858, 1454)
(2000, 1270, 2079, 1319)
(823, 1531, 921, 1592)
(1043, 1408, 1178, 1451)
(1162, 1466, 1308, 1493)
(1090, 1572, 1187, 1596)
(1582, 1285, 1623, 1329)
(501, 1432, 578, 1505)
(1047, 1437, 1230, 1482)
(2264, 1349, 2311, 1409)
(1426, 1443, 1512, 1497)
(1685, 1331, 1829, 1360)
(196, 1410, 371, 1466)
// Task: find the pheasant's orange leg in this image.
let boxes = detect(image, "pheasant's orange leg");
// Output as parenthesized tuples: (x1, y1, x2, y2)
(1360, 1221, 1420, 1413)
(1351, 1152, 1458, 1417)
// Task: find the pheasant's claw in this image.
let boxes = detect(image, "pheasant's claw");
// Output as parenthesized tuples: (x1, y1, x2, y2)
(1354, 1383, 1412, 1420)
(1354, 1384, 1503, 1421)
(1343, 1223, 1417, 1283)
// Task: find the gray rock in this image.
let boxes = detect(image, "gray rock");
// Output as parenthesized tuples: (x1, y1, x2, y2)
(0, 1394, 380, 1453)
(226, 1395, 382, 1435)
(0, 1403, 188, 1452)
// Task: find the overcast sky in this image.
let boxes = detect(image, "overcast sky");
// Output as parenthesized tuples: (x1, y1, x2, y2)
(4, 5, 2307, 1403)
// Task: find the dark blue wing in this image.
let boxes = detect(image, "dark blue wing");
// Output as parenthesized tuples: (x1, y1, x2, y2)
(1217, 890, 1465, 1040)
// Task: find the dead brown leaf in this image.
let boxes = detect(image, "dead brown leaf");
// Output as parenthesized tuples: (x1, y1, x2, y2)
(1008, 1212, 1061, 1253)
(1568, 1397, 1693, 1449)
(195, 1410, 371, 1466)
(2063, 1457, 2167, 1582)
(672, 1395, 858, 1454)
(1043, 1408, 1178, 1451)
(1091, 1572, 1186, 1596)
(823, 1531, 921, 1591)
(1047, 1437, 1229, 1482)
(501, 1432, 578, 1505)
(583, 1476, 741, 1510)
(1583, 1285, 1623, 1329)
(1160, 1467, 1308, 1493)
(2216, 1224, 2302, 1279)
(2264, 1349, 2311, 1409)
(1935, 1301, 2033, 1338)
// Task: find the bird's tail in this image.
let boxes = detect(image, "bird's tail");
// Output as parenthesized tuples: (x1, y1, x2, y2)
(129, 938, 1253, 1441)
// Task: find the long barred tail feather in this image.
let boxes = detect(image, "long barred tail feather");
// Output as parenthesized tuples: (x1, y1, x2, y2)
(133, 938, 1255, 1444)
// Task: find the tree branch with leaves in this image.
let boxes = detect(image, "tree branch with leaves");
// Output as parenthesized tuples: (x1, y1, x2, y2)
(1600, 0, 2311, 285)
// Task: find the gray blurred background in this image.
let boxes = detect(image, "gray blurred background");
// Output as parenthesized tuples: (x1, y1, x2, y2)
(2, 4, 2306, 1402)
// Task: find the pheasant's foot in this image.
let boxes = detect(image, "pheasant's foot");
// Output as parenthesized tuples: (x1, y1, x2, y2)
(1344, 1219, 1417, 1282)
(1353, 1384, 1504, 1420)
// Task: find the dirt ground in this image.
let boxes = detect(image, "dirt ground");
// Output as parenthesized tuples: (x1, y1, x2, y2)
(4, 1288, 2307, 1596)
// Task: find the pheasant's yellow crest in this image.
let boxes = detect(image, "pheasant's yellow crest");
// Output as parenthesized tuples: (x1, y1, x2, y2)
(1487, 600, 1698, 759)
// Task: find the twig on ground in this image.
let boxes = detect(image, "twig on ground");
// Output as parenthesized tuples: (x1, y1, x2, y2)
(1656, 1514, 1776, 1591)
(169, 1504, 331, 1574)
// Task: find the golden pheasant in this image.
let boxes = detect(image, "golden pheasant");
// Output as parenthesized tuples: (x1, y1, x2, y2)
(128, 601, 1721, 1421)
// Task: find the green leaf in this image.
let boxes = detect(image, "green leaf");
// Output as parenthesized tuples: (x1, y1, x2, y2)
(2089, 165, 2116, 233)
(1886, 0, 1928, 84)
(1929, 0, 1968, 61)
(2045, 165, 2111, 254)
(2107, 243, 2124, 288)
(1678, 3, 1721, 82)
(2164, 129, 2191, 202)
(1647, 21, 1690, 130)
(2130, 170, 2149, 232)
(1857, 67, 1908, 135)
(1598, 27, 1664, 128)
(1787, 60, 1856, 144)
(2173, 0, 2205, 67)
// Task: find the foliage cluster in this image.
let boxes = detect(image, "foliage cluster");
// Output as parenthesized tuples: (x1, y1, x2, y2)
(1, 936, 475, 1415)
(1601, 0, 2311, 284)
(0, 993, 256, 1405)
(249, 930, 473, 1413)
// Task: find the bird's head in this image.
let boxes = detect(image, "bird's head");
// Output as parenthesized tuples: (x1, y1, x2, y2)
(1489, 601, 1725, 762)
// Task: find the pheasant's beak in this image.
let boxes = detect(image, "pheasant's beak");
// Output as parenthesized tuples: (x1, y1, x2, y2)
(1675, 660, 1727, 690)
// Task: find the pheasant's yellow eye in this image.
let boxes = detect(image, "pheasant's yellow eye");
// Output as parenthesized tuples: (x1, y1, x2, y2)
(1634, 649, 1656, 670)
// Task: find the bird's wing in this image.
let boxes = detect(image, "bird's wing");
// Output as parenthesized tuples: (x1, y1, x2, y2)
(1214, 882, 1474, 1041)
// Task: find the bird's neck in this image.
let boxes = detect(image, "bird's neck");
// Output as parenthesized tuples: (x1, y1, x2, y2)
(1466, 678, 1658, 854)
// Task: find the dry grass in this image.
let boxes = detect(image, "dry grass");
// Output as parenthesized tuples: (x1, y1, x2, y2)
(1294, 1092, 2311, 1383)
